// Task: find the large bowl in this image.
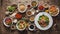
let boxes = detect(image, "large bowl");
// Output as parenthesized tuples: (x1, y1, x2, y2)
(3, 17, 13, 27)
(16, 20, 26, 31)
(18, 3, 27, 13)
(34, 12, 53, 30)
(49, 5, 59, 16)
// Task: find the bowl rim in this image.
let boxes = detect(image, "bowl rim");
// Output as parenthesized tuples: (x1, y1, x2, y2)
(26, 10, 33, 16)
(29, 16, 35, 22)
(18, 3, 27, 13)
(31, 0, 38, 7)
(3, 17, 13, 27)
(42, 3, 50, 8)
(38, 5, 45, 11)
(49, 5, 59, 16)
(28, 24, 35, 31)
(34, 12, 53, 30)
(16, 20, 26, 31)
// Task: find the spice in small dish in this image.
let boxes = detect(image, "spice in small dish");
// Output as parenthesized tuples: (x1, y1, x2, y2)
(29, 16, 35, 22)
(10, 25, 16, 30)
(31, 1, 37, 7)
(26, 11, 32, 16)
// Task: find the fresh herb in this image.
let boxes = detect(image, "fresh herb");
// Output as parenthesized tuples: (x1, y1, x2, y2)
(7, 6, 15, 12)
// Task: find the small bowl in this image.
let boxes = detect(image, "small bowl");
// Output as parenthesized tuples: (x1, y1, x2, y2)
(29, 16, 35, 22)
(28, 24, 35, 31)
(38, 5, 45, 11)
(43, 3, 50, 8)
(31, 0, 38, 7)
(38, 1, 45, 11)
(38, 1, 44, 5)
(26, 10, 33, 16)
(10, 25, 16, 30)
(15, 13, 22, 19)
(30, 8, 36, 15)
(3, 17, 13, 27)
(18, 3, 27, 13)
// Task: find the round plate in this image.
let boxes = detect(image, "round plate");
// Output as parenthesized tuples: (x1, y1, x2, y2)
(34, 12, 53, 30)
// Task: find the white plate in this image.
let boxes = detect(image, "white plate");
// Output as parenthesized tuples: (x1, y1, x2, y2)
(34, 12, 53, 30)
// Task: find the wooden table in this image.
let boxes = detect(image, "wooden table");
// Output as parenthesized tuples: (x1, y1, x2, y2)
(0, 0, 60, 34)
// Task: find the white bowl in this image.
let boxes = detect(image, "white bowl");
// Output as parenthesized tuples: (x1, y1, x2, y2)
(16, 20, 26, 31)
(28, 24, 35, 31)
(34, 12, 53, 30)
(38, 5, 45, 11)
(18, 3, 27, 13)
(31, 0, 38, 7)
(26, 10, 33, 16)
(49, 5, 59, 16)
(3, 17, 13, 27)
(43, 3, 50, 8)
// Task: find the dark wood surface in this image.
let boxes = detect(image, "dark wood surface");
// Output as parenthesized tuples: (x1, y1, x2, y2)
(0, 0, 60, 34)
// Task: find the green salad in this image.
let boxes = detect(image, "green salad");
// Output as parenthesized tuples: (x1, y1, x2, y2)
(7, 6, 15, 12)
(38, 15, 49, 27)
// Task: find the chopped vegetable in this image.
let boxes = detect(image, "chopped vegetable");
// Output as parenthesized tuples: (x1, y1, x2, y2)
(38, 15, 49, 27)
(7, 6, 15, 12)
(5, 18, 12, 25)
